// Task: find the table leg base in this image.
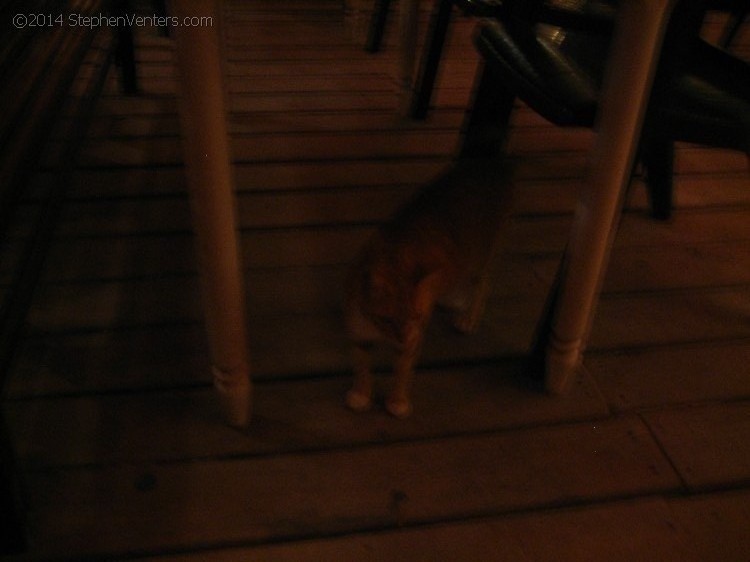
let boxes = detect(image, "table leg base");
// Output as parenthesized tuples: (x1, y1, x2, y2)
(544, 340, 582, 395)
(213, 365, 253, 429)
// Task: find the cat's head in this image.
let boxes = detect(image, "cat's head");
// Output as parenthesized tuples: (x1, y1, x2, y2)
(360, 257, 413, 344)
(344, 241, 409, 344)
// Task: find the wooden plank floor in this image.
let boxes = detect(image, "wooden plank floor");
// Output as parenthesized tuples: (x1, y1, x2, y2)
(3, 1, 750, 560)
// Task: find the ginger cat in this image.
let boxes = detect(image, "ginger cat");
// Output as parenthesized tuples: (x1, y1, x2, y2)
(344, 159, 514, 417)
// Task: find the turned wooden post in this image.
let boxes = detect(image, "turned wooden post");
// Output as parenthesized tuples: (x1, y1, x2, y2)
(170, 0, 252, 427)
(543, 0, 678, 393)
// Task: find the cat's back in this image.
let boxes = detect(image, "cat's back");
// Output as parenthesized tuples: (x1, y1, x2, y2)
(387, 159, 513, 249)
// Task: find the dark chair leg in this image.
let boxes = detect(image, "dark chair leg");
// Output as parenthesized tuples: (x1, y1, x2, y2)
(459, 60, 516, 158)
(365, 0, 393, 52)
(154, 0, 170, 37)
(115, 0, 138, 95)
(410, 0, 454, 119)
(642, 137, 675, 220)
(720, 4, 747, 49)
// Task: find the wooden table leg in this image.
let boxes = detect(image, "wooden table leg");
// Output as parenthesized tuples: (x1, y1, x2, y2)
(539, 0, 678, 393)
(170, 0, 252, 427)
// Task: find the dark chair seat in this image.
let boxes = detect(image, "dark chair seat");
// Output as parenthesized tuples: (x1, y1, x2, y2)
(366, 0, 745, 122)
(474, 23, 600, 127)
(409, 0, 615, 119)
(463, 10, 750, 218)
(476, 18, 750, 142)
(461, 19, 608, 158)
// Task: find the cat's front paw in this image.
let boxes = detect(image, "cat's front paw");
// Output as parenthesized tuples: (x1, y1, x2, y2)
(385, 396, 413, 419)
(346, 389, 372, 412)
